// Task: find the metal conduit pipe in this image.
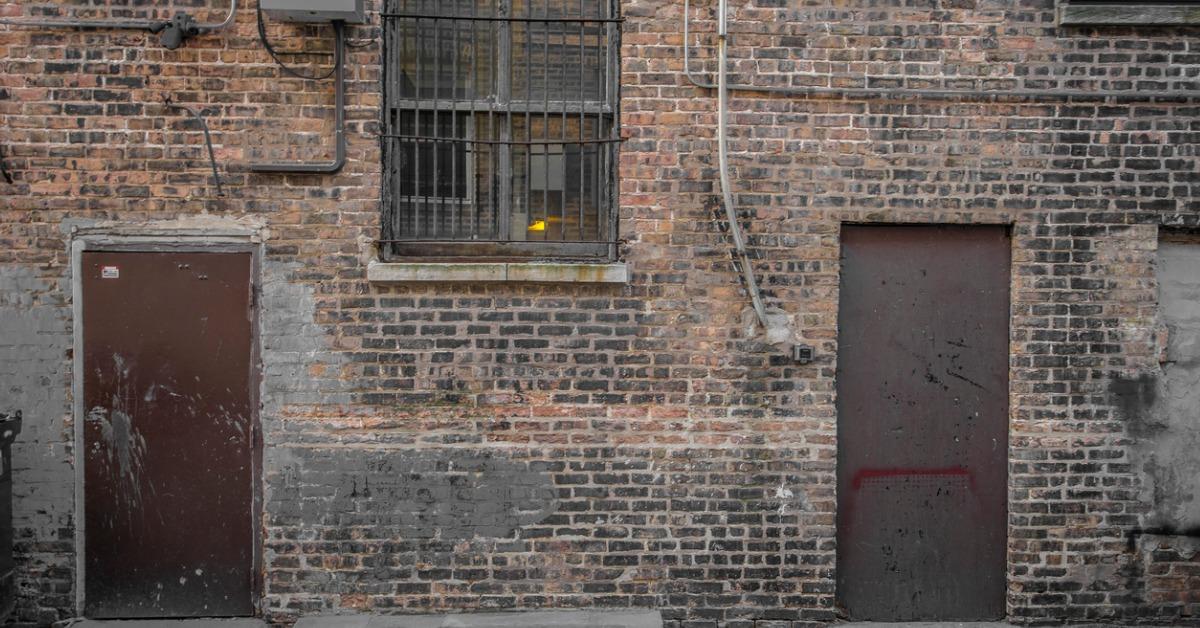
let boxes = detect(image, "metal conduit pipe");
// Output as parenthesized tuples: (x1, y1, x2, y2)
(164, 98, 226, 197)
(0, 0, 238, 42)
(0, 15, 161, 29)
(691, 0, 1200, 338)
(715, 0, 770, 330)
(684, 0, 1200, 101)
(195, 0, 239, 32)
(0, 0, 236, 49)
(247, 20, 346, 174)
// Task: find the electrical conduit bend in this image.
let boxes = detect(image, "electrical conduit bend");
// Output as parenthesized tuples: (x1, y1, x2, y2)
(246, 20, 346, 174)
(715, 0, 770, 330)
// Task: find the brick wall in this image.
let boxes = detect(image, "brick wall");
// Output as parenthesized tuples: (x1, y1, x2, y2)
(4, 0, 1200, 625)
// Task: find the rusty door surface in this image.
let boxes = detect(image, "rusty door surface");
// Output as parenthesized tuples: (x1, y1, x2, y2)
(836, 225, 1009, 621)
(82, 251, 255, 618)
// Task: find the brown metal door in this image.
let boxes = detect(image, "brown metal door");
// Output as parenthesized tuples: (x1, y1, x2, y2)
(836, 225, 1009, 621)
(82, 251, 255, 618)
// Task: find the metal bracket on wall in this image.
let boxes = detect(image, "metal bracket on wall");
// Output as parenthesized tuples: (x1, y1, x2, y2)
(150, 12, 201, 50)
(246, 20, 346, 174)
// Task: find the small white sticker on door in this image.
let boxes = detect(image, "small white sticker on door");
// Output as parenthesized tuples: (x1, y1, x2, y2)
(101, 266, 120, 279)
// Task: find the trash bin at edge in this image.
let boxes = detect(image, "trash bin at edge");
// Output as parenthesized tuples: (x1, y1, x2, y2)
(0, 411, 21, 621)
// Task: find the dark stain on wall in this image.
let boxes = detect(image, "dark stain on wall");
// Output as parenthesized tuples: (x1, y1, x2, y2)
(1108, 373, 1158, 437)
(268, 448, 558, 541)
(1126, 524, 1200, 551)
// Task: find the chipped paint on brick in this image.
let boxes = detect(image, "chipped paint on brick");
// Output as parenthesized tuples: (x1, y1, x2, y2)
(0, 265, 74, 624)
(268, 448, 557, 541)
(1140, 242, 1200, 531)
(259, 260, 352, 428)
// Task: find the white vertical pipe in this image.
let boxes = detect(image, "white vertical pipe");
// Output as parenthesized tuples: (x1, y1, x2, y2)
(715, 0, 770, 329)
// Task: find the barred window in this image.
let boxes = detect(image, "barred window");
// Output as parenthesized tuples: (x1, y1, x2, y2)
(381, 0, 621, 260)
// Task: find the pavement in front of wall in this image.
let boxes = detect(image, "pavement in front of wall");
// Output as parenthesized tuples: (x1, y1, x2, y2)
(69, 620, 1155, 628)
(71, 620, 267, 628)
(838, 624, 1141, 628)
(839, 624, 1016, 627)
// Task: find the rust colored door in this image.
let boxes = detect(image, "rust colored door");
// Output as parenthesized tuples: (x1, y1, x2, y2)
(82, 251, 255, 618)
(836, 225, 1009, 621)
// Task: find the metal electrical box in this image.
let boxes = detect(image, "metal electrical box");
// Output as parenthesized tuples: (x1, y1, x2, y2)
(261, 0, 365, 23)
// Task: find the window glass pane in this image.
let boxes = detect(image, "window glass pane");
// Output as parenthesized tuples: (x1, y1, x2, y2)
(510, 0, 599, 17)
(396, 112, 471, 199)
(392, 0, 496, 101)
(510, 116, 612, 242)
(510, 4, 607, 105)
(388, 112, 497, 240)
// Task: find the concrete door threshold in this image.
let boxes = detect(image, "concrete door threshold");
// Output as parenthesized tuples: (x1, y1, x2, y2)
(836, 624, 1134, 627)
(72, 620, 267, 628)
(840, 624, 1017, 628)
(837, 624, 1016, 627)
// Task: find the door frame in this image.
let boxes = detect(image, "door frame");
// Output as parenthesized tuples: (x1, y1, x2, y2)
(832, 221, 1015, 621)
(70, 229, 264, 617)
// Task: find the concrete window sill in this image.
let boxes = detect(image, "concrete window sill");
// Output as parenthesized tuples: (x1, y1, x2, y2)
(1060, 3, 1200, 25)
(367, 261, 629, 284)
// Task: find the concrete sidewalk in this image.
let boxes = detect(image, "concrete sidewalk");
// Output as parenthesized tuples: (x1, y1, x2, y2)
(68, 618, 1142, 628)
(838, 624, 1015, 627)
(839, 624, 1014, 627)
(72, 620, 267, 628)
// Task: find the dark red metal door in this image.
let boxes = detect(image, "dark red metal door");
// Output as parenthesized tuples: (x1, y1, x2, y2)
(82, 251, 255, 618)
(836, 225, 1009, 621)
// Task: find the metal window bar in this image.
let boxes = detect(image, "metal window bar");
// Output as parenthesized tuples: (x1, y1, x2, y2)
(381, 0, 620, 259)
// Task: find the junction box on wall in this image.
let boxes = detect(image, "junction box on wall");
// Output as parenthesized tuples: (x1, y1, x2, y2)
(261, 0, 366, 23)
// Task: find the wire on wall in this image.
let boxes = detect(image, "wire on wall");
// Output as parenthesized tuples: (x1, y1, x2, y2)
(255, 1, 337, 81)
(714, 0, 769, 330)
(164, 97, 226, 197)
(248, 20, 346, 173)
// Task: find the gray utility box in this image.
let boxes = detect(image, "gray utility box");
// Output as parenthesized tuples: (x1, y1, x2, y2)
(261, 0, 366, 23)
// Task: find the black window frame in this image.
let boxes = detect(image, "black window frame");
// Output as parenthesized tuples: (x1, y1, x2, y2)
(380, 0, 622, 261)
